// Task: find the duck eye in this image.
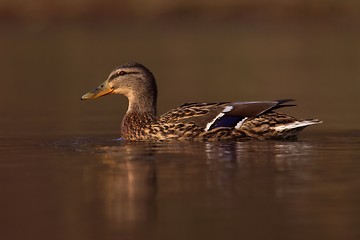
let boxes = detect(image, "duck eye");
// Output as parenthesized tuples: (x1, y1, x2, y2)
(119, 71, 126, 76)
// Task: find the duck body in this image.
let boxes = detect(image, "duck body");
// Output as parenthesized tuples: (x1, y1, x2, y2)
(120, 101, 320, 141)
(81, 62, 321, 141)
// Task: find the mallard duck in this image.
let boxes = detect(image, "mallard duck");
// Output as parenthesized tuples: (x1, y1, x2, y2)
(81, 62, 321, 141)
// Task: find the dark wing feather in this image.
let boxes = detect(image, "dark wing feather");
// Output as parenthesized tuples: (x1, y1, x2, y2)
(271, 99, 296, 110)
(226, 99, 294, 117)
(208, 99, 295, 130)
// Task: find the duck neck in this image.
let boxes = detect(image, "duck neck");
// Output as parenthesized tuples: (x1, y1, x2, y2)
(127, 91, 157, 116)
(120, 92, 157, 139)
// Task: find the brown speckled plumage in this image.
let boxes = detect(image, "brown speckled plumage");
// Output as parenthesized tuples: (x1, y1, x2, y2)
(81, 62, 322, 141)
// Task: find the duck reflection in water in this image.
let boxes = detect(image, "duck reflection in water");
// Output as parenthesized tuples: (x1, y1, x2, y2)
(84, 138, 317, 231)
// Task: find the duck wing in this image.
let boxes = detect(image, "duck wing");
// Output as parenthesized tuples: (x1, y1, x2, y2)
(160, 99, 295, 130)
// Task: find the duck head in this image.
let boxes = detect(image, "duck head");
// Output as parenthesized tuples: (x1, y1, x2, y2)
(81, 62, 157, 114)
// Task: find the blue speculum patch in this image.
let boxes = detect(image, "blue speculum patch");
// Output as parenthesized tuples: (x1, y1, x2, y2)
(210, 115, 245, 130)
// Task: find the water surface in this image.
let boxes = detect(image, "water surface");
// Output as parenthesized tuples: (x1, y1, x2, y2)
(1, 131, 360, 240)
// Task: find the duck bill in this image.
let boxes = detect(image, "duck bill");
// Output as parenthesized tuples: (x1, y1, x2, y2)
(81, 80, 113, 100)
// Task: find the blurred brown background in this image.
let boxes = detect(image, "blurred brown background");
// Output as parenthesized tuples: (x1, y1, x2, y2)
(1, 0, 360, 22)
(0, 0, 359, 136)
